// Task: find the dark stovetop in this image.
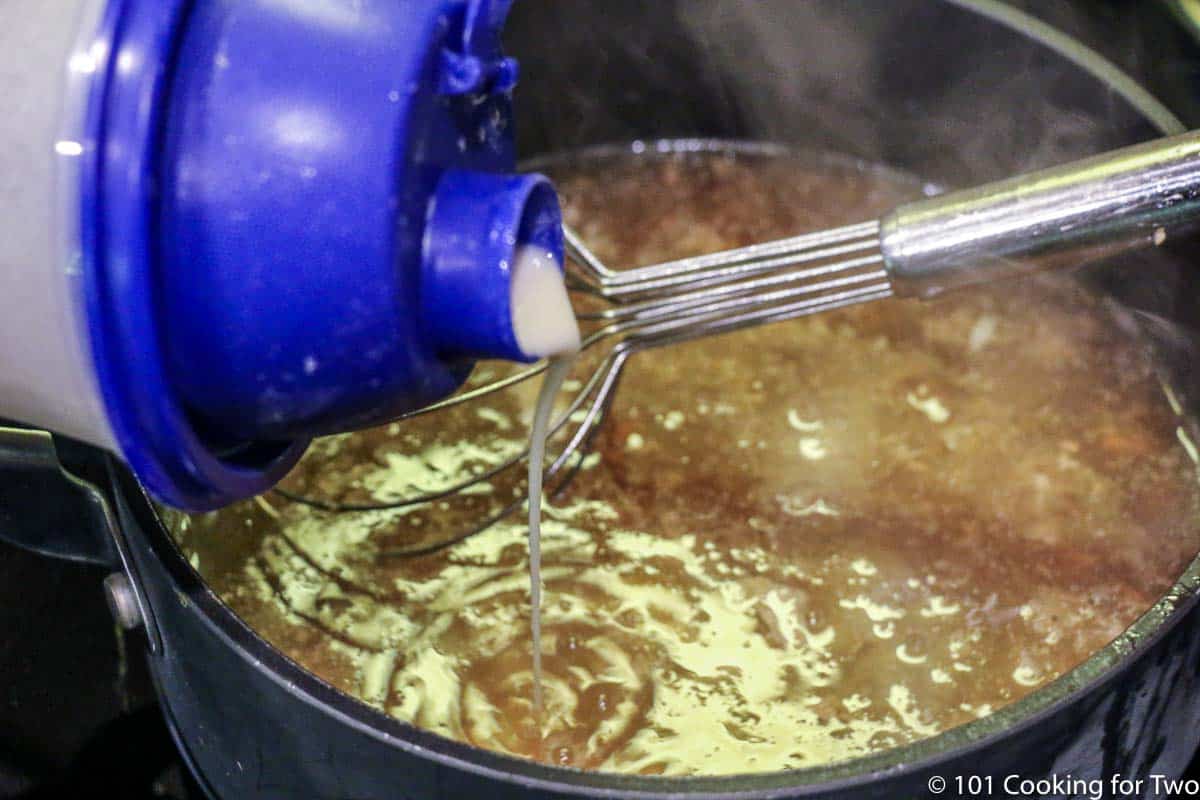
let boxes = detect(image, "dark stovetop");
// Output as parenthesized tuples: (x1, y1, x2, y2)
(0, 541, 202, 799)
(5, 3, 1200, 799)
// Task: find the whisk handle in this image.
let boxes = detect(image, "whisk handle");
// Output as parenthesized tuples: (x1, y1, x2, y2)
(881, 130, 1200, 298)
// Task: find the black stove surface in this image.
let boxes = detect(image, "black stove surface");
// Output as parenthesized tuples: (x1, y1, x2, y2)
(0, 542, 202, 799)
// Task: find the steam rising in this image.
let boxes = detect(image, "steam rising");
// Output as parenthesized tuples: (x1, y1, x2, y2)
(669, 0, 1174, 187)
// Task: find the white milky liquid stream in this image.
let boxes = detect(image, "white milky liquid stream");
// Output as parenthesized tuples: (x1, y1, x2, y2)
(528, 356, 576, 720)
(510, 244, 582, 730)
(511, 245, 582, 359)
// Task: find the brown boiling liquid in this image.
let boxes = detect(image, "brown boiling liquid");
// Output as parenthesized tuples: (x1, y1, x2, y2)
(174, 148, 1200, 775)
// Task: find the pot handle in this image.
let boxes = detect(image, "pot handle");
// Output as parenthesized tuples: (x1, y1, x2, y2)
(0, 426, 120, 566)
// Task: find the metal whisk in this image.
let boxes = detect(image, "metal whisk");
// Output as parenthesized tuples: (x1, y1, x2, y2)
(276, 130, 1200, 550)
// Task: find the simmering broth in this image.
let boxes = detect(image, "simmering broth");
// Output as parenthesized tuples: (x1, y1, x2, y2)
(175, 148, 1200, 775)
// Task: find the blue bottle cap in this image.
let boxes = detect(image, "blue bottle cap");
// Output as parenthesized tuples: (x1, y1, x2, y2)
(79, 0, 558, 510)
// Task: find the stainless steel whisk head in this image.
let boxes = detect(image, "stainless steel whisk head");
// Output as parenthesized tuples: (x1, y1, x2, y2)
(273, 219, 898, 549)
(275, 129, 1200, 554)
